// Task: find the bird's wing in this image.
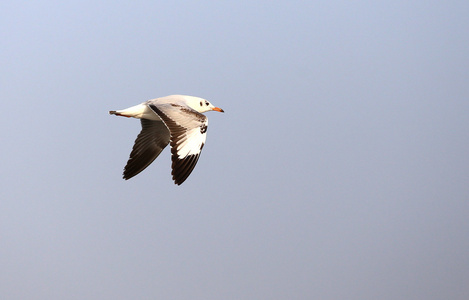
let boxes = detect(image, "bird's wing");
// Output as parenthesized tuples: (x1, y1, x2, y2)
(123, 118, 170, 180)
(148, 103, 208, 185)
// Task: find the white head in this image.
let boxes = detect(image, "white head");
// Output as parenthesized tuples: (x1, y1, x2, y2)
(183, 95, 224, 113)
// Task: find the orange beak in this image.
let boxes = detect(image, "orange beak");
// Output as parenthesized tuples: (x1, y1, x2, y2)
(212, 107, 224, 113)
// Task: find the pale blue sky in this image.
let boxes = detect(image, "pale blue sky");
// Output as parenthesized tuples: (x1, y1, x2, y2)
(1, 1, 469, 299)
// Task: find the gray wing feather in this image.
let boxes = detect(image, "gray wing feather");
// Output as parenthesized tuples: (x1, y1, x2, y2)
(148, 103, 207, 185)
(123, 119, 170, 180)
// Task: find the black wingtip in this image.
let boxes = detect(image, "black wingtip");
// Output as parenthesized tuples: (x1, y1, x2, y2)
(170, 154, 200, 185)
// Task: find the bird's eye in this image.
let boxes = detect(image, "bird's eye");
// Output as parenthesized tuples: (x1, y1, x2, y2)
(205, 101, 209, 106)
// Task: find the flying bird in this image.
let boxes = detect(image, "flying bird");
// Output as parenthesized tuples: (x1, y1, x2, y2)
(109, 95, 224, 185)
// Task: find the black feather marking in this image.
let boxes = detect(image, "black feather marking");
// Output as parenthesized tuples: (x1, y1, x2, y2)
(200, 124, 207, 134)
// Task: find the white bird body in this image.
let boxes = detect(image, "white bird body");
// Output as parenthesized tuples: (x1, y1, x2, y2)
(111, 103, 161, 120)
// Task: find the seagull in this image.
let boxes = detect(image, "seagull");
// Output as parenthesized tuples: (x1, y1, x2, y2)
(110, 95, 224, 185)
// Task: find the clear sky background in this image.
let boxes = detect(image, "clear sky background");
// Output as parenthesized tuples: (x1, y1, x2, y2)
(1, 1, 469, 299)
